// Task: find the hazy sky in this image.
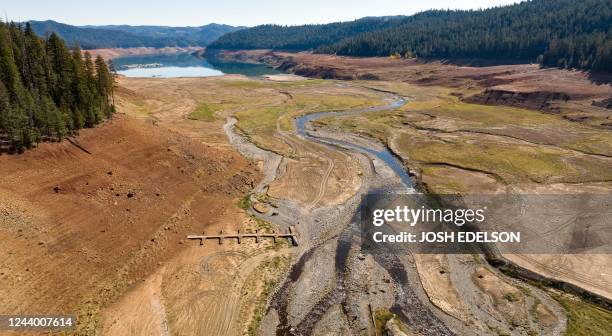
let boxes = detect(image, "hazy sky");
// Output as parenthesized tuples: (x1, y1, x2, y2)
(4, 0, 521, 26)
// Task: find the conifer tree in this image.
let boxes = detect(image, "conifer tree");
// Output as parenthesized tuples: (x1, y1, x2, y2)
(95, 55, 113, 119)
(0, 80, 9, 132)
(0, 21, 114, 152)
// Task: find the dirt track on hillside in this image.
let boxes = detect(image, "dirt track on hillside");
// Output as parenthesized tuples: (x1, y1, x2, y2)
(0, 114, 259, 334)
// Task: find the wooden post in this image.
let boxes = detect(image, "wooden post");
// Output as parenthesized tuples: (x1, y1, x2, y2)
(289, 226, 298, 246)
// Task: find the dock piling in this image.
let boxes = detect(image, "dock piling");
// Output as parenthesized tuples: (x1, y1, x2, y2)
(187, 226, 299, 247)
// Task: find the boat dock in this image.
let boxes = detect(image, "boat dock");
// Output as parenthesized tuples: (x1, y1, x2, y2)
(187, 226, 299, 246)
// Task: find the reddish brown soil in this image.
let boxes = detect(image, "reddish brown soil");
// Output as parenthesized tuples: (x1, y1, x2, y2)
(0, 116, 259, 333)
(237, 50, 607, 94)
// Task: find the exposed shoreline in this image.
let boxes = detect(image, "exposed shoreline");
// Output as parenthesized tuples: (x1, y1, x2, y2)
(221, 84, 571, 335)
(86, 46, 204, 60)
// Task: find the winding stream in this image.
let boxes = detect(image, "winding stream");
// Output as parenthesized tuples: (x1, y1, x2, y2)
(295, 97, 415, 188)
(223, 80, 568, 336)
(266, 92, 455, 335)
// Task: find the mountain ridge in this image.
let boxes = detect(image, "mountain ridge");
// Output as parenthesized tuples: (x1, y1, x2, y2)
(207, 0, 611, 72)
(29, 20, 243, 49)
(206, 16, 408, 51)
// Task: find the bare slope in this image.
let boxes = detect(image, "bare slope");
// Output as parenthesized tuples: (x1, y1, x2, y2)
(0, 115, 258, 333)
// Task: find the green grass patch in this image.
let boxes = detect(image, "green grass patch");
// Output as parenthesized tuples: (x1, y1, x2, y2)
(420, 166, 471, 193)
(247, 277, 276, 336)
(312, 88, 612, 188)
(554, 294, 612, 336)
(374, 308, 395, 335)
(395, 132, 612, 184)
(564, 132, 612, 156)
(187, 103, 217, 121)
(235, 106, 284, 133)
(233, 88, 387, 154)
(246, 256, 290, 336)
(252, 216, 274, 232)
(291, 92, 383, 113)
(250, 215, 291, 250)
(421, 101, 560, 128)
(314, 115, 389, 140)
(237, 193, 252, 210)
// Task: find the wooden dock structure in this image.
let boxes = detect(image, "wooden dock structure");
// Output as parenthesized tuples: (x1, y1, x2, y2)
(187, 226, 299, 246)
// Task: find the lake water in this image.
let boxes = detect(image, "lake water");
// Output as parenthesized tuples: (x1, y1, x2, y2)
(114, 52, 280, 78)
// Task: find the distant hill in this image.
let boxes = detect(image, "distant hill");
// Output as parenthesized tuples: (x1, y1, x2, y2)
(83, 23, 243, 46)
(208, 0, 611, 72)
(319, 0, 611, 72)
(206, 16, 407, 51)
(29, 20, 242, 49)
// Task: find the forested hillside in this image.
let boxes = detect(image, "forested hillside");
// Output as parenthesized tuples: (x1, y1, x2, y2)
(319, 0, 611, 72)
(85, 23, 242, 47)
(209, 0, 611, 72)
(30, 20, 241, 49)
(0, 21, 114, 152)
(206, 16, 406, 51)
(29, 21, 152, 49)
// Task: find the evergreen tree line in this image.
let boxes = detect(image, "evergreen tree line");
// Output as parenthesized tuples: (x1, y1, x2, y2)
(208, 0, 611, 72)
(0, 21, 115, 153)
(207, 16, 408, 51)
(318, 0, 611, 72)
